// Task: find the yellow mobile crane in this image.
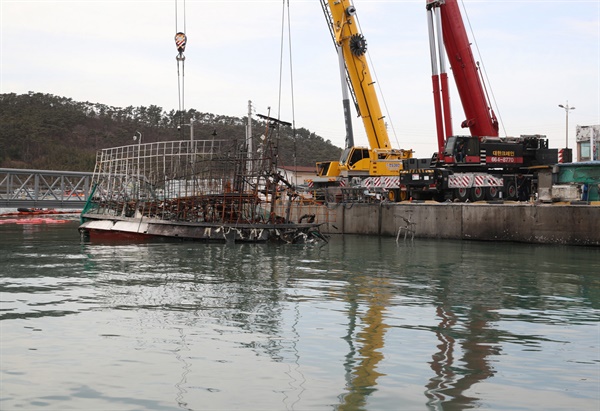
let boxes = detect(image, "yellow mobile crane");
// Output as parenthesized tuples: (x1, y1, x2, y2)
(313, 0, 413, 201)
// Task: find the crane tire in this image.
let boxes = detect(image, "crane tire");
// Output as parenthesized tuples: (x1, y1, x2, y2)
(470, 186, 486, 202)
(455, 188, 469, 202)
(485, 186, 500, 200)
(506, 181, 517, 200)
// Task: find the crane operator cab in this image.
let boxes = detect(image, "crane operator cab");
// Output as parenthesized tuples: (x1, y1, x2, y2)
(444, 136, 476, 164)
(316, 147, 371, 177)
(340, 147, 371, 171)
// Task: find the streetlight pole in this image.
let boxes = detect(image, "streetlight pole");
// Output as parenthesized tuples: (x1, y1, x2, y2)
(558, 101, 575, 149)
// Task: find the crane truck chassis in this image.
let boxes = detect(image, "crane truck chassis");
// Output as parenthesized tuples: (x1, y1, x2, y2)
(400, 135, 572, 202)
(310, 135, 572, 203)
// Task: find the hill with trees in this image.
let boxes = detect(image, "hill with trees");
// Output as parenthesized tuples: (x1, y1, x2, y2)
(0, 92, 342, 171)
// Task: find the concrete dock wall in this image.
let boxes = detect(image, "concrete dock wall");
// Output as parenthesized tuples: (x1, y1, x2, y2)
(321, 202, 600, 246)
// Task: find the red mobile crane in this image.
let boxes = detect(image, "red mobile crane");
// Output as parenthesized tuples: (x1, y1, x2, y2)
(401, 0, 571, 202)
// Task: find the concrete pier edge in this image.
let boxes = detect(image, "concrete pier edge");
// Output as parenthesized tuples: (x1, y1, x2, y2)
(321, 201, 600, 246)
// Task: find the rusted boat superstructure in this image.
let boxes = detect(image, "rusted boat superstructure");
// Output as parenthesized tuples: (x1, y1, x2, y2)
(79, 126, 332, 243)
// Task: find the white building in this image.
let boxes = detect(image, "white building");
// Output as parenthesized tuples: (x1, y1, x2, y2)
(276, 165, 318, 187)
(576, 125, 599, 162)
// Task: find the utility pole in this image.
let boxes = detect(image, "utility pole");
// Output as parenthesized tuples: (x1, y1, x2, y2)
(247, 100, 253, 174)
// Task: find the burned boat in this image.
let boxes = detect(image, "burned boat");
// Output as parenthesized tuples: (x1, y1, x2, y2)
(79, 118, 332, 243)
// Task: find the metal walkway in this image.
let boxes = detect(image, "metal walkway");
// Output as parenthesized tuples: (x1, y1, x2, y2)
(0, 168, 93, 209)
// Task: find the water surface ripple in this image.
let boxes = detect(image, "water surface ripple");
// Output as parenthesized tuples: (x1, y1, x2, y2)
(1, 221, 598, 410)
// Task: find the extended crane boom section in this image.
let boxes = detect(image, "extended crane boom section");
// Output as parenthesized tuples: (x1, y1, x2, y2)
(427, 0, 498, 141)
(427, 3, 453, 157)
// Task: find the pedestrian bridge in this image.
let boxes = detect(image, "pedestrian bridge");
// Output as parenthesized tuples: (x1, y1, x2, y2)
(0, 168, 93, 209)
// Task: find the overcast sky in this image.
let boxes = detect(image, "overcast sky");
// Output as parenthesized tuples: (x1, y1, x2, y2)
(1, 0, 598, 158)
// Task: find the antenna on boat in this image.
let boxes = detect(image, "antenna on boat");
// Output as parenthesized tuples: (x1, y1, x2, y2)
(175, 0, 187, 133)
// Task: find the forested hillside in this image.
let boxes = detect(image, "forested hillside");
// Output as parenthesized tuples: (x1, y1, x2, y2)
(0, 92, 342, 171)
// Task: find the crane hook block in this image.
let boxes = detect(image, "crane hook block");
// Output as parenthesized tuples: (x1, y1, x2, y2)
(175, 32, 187, 53)
(349, 33, 367, 57)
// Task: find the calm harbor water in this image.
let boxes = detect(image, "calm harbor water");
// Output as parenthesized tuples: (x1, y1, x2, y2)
(0, 217, 599, 410)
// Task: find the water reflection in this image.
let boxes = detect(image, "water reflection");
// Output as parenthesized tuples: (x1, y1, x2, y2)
(419, 240, 502, 410)
(425, 304, 500, 410)
(338, 276, 391, 410)
(1, 222, 598, 411)
(84, 242, 294, 339)
(321, 237, 599, 410)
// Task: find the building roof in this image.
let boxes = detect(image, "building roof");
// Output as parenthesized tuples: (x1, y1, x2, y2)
(278, 165, 316, 173)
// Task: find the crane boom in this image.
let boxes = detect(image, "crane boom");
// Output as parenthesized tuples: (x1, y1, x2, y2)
(325, 0, 391, 150)
(427, 0, 499, 140)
